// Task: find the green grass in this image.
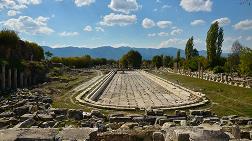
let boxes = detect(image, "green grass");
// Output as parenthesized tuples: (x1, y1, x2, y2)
(43, 70, 97, 110)
(150, 71, 252, 117)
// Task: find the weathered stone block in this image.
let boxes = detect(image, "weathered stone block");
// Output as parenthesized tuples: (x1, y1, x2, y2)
(232, 125, 240, 139)
(91, 109, 105, 118)
(50, 108, 68, 116)
(153, 131, 164, 141)
(67, 109, 83, 120)
(14, 118, 35, 128)
(13, 105, 30, 116)
(189, 110, 202, 116)
(42, 97, 53, 104)
(38, 114, 53, 122)
(20, 114, 35, 121)
(241, 131, 251, 140)
(0, 111, 14, 118)
(57, 128, 98, 141)
(175, 110, 187, 117)
(0, 119, 10, 128)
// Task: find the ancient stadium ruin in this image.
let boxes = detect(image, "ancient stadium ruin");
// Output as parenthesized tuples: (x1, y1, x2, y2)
(76, 70, 208, 110)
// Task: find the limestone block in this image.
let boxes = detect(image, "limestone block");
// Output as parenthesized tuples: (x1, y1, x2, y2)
(172, 130, 190, 141)
(38, 114, 53, 122)
(153, 131, 164, 141)
(57, 128, 98, 141)
(14, 118, 35, 128)
(0, 128, 58, 140)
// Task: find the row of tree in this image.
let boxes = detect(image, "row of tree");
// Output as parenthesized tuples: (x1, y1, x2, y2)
(0, 29, 44, 65)
(0, 29, 48, 84)
(51, 55, 117, 68)
(118, 21, 251, 76)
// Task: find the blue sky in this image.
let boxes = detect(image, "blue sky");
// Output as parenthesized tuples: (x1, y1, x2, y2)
(0, 0, 252, 52)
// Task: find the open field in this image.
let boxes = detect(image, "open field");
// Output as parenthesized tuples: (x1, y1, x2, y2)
(150, 70, 252, 117)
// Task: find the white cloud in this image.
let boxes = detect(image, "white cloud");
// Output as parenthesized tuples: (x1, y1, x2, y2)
(159, 38, 187, 47)
(83, 25, 93, 32)
(0, 0, 26, 11)
(157, 20, 172, 28)
(7, 10, 21, 16)
(95, 27, 104, 32)
(233, 19, 252, 30)
(74, 0, 95, 7)
(142, 18, 155, 29)
(180, 0, 213, 12)
(159, 38, 202, 48)
(100, 13, 137, 26)
(224, 36, 243, 43)
(212, 17, 231, 26)
(1, 16, 54, 35)
(158, 32, 169, 36)
(0, 0, 42, 12)
(17, 0, 42, 5)
(59, 31, 79, 36)
(190, 19, 205, 26)
(171, 28, 183, 35)
(108, 0, 139, 14)
(246, 36, 252, 41)
(147, 33, 156, 37)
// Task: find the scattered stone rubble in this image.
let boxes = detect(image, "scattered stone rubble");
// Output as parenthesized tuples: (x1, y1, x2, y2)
(0, 89, 252, 141)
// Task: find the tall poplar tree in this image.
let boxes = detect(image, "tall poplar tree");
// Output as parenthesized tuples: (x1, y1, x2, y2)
(206, 21, 220, 68)
(217, 27, 224, 61)
(185, 36, 194, 60)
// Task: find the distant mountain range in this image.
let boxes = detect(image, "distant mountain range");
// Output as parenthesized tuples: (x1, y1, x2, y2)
(42, 46, 229, 60)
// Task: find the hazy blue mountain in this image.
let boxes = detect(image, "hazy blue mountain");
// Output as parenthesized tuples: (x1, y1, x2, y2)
(42, 46, 228, 60)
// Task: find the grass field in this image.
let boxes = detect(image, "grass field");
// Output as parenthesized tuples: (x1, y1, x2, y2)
(37, 69, 97, 110)
(150, 71, 252, 117)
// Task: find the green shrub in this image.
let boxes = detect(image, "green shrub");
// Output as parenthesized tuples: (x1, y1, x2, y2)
(213, 66, 224, 74)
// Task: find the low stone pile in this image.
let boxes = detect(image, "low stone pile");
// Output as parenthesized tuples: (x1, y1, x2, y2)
(0, 89, 252, 141)
(0, 89, 53, 128)
(96, 108, 252, 141)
